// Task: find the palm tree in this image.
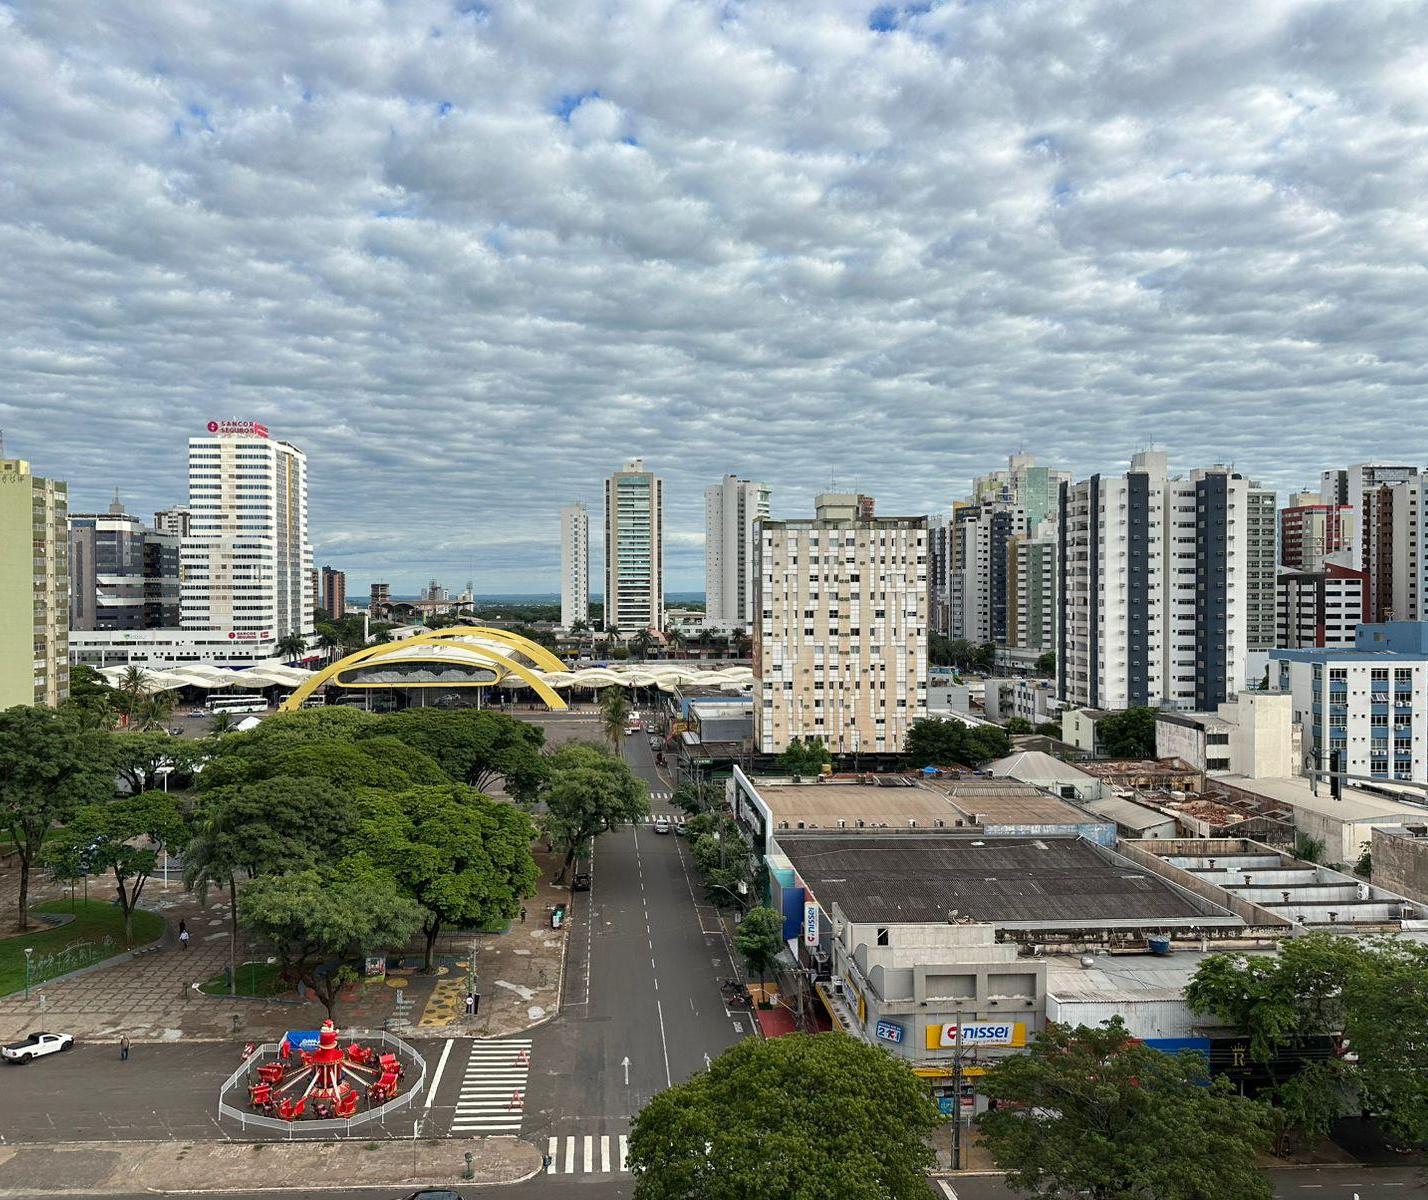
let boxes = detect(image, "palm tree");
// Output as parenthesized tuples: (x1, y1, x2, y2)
(732, 630, 752, 660)
(113, 665, 149, 728)
(631, 629, 656, 661)
(599, 686, 632, 751)
(207, 711, 239, 737)
(133, 689, 176, 732)
(317, 629, 342, 663)
(277, 632, 307, 664)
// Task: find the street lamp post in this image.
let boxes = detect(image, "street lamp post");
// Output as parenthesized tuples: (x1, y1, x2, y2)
(23, 947, 34, 1001)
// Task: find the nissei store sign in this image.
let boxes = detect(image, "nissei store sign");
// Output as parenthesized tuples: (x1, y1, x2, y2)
(802, 901, 819, 947)
(925, 1022, 1027, 1050)
(875, 1020, 904, 1044)
(206, 420, 269, 439)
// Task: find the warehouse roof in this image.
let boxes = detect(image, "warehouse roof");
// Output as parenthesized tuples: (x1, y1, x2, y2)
(988, 750, 1099, 786)
(921, 776, 1093, 826)
(778, 835, 1238, 929)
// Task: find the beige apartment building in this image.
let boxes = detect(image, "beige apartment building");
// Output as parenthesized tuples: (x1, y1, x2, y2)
(754, 493, 927, 754)
(0, 458, 69, 707)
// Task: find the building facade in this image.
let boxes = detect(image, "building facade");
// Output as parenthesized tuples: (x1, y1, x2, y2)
(1322, 465, 1419, 621)
(1057, 453, 1255, 712)
(1273, 622, 1428, 786)
(927, 512, 954, 637)
(0, 458, 68, 707)
(603, 459, 663, 634)
(1247, 484, 1278, 651)
(1007, 527, 1057, 659)
(970, 454, 1071, 529)
(153, 505, 191, 537)
(1277, 563, 1369, 650)
(954, 504, 1027, 646)
(559, 501, 589, 629)
(68, 501, 179, 632)
(754, 496, 927, 754)
(369, 582, 391, 613)
(1280, 494, 1355, 573)
(320, 566, 347, 618)
(181, 421, 313, 649)
(704, 475, 770, 632)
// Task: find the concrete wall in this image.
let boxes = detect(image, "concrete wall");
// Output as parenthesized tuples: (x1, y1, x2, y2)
(1063, 709, 1098, 753)
(1372, 826, 1428, 904)
(1116, 839, 1292, 928)
(1156, 719, 1205, 771)
(1224, 691, 1295, 778)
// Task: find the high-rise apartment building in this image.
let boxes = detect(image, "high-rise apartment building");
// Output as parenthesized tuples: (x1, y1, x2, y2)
(604, 459, 663, 634)
(320, 566, 347, 617)
(754, 495, 927, 754)
(181, 421, 312, 647)
(1322, 465, 1419, 621)
(1281, 494, 1356, 572)
(971, 454, 1071, 529)
(927, 513, 954, 637)
(560, 502, 590, 629)
(1008, 526, 1057, 658)
(370, 582, 391, 613)
(1277, 563, 1368, 649)
(1057, 453, 1253, 712)
(69, 499, 179, 631)
(0, 458, 68, 707)
(952, 503, 1027, 645)
(704, 476, 770, 632)
(1246, 482, 1278, 651)
(153, 505, 191, 537)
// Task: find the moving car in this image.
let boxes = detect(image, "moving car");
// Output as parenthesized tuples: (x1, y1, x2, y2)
(3, 1032, 73, 1064)
(624, 724, 640, 736)
(653, 816, 672, 835)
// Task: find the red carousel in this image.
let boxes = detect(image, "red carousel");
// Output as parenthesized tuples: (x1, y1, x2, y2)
(244, 1019, 404, 1122)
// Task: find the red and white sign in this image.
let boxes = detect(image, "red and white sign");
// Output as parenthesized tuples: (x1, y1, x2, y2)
(206, 420, 269, 439)
(227, 630, 272, 641)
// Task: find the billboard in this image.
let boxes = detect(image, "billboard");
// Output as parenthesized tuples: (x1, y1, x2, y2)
(803, 901, 819, 947)
(206, 419, 269, 439)
(924, 1022, 1027, 1050)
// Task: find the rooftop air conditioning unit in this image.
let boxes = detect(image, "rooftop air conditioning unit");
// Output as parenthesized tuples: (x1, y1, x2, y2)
(856, 819, 865, 828)
(837, 819, 847, 829)
(908, 819, 918, 828)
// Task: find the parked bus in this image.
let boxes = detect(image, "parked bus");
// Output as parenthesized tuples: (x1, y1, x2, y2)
(205, 695, 269, 714)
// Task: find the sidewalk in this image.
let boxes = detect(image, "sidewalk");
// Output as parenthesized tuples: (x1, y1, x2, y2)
(0, 1136, 539, 1195)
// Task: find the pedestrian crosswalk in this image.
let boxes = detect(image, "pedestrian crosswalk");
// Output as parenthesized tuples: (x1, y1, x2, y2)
(640, 811, 684, 824)
(648, 789, 671, 801)
(545, 1132, 630, 1174)
(450, 1038, 532, 1134)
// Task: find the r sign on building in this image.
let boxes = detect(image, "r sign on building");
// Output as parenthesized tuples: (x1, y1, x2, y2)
(924, 1022, 1027, 1050)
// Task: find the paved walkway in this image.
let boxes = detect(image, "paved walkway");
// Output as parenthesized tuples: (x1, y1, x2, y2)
(0, 1135, 539, 1195)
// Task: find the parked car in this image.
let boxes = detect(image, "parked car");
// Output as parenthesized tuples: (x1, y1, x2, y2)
(653, 816, 672, 835)
(624, 724, 640, 736)
(3, 1032, 73, 1064)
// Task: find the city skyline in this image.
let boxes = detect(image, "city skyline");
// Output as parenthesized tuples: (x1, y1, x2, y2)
(6, 3, 1428, 592)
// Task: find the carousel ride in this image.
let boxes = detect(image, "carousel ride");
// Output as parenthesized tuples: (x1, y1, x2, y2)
(240, 1019, 410, 1123)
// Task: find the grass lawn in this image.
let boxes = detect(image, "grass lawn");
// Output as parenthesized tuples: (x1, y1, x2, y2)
(0, 899, 164, 996)
(200, 960, 290, 997)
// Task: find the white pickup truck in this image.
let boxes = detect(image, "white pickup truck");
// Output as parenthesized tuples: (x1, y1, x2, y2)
(2, 1032, 73, 1064)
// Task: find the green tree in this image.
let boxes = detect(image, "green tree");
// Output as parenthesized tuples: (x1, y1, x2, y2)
(978, 1019, 1272, 1200)
(46, 790, 187, 944)
(0, 707, 114, 931)
(631, 629, 656, 660)
(733, 905, 782, 993)
(777, 735, 831, 777)
(665, 627, 686, 658)
(1004, 716, 1033, 735)
(110, 731, 205, 795)
(373, 709, 547, 800)
(277, 632, 307, 663)
(353, 785, 538, 971)
(207, 710, 239, 738)
(929, 635, 996, 673)
(903, 718, 1010, 768)
(1034, 650, 1055, 676)
(599, 686, 632, 751)
(628, 1033, 939, 1200)
(542, 742, 648, 881)
(241, 864, 423, 1019)
(671, 781, 706, 816)
(64, 664, 117, 729)
(1094, 706, 1157, 758)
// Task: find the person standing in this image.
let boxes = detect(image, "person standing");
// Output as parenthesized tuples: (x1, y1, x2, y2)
(519, 907, 527, 924)
(178, 926, 190, 951)
(119, 1034, 130, 1062)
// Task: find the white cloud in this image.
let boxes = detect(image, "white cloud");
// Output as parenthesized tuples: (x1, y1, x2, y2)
(3, 0, 1428, 593)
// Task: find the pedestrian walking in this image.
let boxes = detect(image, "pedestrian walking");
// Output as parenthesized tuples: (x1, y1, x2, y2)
(120, 1035, 130, 1062)
(519, 906, 527, 924)
(178, 927, 190, 951)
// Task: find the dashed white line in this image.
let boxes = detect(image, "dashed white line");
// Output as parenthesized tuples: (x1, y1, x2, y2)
(655, 997, 673, 1087)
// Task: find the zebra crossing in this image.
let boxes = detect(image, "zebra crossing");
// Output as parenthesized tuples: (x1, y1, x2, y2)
(640, 811, 684, 824)
(545, 1132, 630, 1174)
(450, 1038, 532, 1134)
(648, 789, 672, 801)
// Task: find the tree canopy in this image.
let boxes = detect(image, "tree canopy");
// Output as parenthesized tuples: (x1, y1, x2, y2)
(734, 906, 783, 990)
(978, 1018, 1272, 1200)
(929, 635, 996, 673)
(627, 1033, 939, 1200)
(110, 731, 207, 794)
(0, 706, 114, 930)
(373, 709, 548, 801)
(241, 864, 423, 1018)
(541, 741, 648, 880)
(1094, 706, 1158, 758)
(903, 718, 1010, 768)
(47, 789, 187, 944)
(352, 785, 538, 970)
(777, 736, 831, 777)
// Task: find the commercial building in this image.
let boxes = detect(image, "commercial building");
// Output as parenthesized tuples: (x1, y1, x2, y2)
(369, 582, 391, 614)
(1154, 692, 1296, 778)
(0, 458, 68, 707)
(68, 500, 180, 632)
(1277, 562, 1368, 649)
(985, 750, 1103, 802)
(1273, 621, 1428, 786)
(704, 475, 770, 632)
(1321, 464, 1419, 621)
(753, 495, 927, 754)
(1280, 494, 1355, 572)
(559, 502, 589, 629)
(152, 504, 191, 536)
(604, 459, 663, 634)
(320, 566, 346, 618)
(1057, 452, 1265, 712)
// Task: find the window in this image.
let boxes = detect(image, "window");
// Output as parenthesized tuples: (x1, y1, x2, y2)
(876, 927, 890, 946)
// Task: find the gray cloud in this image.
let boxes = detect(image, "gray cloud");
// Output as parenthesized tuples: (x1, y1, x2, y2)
(3, 0, 1427, 593)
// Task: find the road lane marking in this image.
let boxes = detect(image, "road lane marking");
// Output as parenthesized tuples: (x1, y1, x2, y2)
(619, 1134, 629, 1171)
(584, 1135, 593, 1172)
(656, 997, 673, 1087)
(601, 1134, 611, 1173)
(424, 1038, 454, 1109)
(564, 1134, 576, 1173)
(937, 1181, 958, 1199)
(546, 1137, 557, 1171)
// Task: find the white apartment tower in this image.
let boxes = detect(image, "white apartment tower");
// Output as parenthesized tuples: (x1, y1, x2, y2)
(181, 421, 313, 648)
(705, 475, 771, 632)
(754, 495, 927, 754)
(560, 502, 590, 629)
(604, 459, 663, 634)
(1057, 452, 1260, 712)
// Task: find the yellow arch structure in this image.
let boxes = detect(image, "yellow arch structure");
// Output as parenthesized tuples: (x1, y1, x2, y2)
(279, 626, 569, 713)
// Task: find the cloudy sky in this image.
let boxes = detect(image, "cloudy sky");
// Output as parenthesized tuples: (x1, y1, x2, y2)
(5, 1, 1427, 594)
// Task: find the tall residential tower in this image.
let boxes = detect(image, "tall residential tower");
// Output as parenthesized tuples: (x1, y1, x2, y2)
(0, 458, 68, 707)
(560, 502, 590, 629)
(604, 460, 663, 634)
(704, 475, 770, 632)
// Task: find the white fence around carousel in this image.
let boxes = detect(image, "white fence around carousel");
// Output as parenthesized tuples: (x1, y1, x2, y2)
(217, 1029, 427, 1138)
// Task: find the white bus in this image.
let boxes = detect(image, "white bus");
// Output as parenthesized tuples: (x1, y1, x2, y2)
(205, 695, 269, 715)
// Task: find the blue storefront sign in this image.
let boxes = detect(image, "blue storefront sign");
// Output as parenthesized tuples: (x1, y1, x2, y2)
(875, 1019, 905, 1044)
